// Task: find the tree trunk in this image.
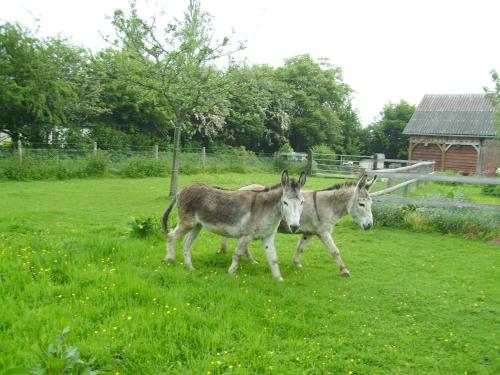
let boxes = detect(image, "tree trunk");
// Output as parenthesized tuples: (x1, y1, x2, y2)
(169, 125, 182, 196)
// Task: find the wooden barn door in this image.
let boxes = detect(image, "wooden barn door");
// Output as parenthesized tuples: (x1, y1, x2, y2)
(444, 145, 477, 174)
(411, 144, 443, 170)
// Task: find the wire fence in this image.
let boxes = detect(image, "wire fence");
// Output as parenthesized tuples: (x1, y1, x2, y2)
(0, 143, 313, 178)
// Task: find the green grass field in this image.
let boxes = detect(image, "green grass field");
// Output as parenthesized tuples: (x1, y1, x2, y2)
(407, 181, 500, 205)
(0, 173, 499, 374)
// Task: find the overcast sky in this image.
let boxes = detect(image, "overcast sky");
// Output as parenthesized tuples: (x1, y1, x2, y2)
(2, 0, 499, 125)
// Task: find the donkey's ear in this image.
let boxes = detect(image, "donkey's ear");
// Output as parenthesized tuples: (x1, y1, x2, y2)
(365, 175, 377, 190)
(298, 171, 307, 187)
(281, 170, 290, 187)
(356, 174, 368, 190)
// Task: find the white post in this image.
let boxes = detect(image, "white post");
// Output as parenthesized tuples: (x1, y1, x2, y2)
(93, 142, 97, 157)
(154, 144, 159, 160)
(17, 139, 22, 162)
(201, 147, 206, 169)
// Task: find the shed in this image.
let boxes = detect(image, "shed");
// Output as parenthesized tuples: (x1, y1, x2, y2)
(403, 94, 499, 175)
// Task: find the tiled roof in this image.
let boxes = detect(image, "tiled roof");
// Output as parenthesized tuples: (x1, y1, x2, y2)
(403, 94, 497, 137)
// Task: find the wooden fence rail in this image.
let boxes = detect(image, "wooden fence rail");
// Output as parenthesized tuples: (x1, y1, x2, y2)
(366, 171, 500, 185)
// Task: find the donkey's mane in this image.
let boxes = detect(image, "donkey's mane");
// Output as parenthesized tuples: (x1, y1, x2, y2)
(321, 181, 356, 191)
(211, 179, 302, 193)
(211, 182, 283, 193)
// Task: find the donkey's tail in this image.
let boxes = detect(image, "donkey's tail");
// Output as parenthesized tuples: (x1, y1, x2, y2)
(162, 195, 177, 234)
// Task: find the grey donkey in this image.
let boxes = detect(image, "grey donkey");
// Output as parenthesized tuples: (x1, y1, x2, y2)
(219, 174, 377, 276)
(162, 170, 307, 281)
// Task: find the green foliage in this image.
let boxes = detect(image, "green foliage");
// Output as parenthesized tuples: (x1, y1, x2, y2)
(311, 144, 334, 155)
(83, 155, 108, 177)
(482, 184, 500, 197)
(373, 204, 499, 238)
(279, 143, 294, 153)
(0, 155, 108, 180)
(28, 327, 97, 374)
(0, 23, 106, 145)
(129, 216, 161, 238)
(365, 100, 415, 158)
(484, 69, 500, 137)
(276, 55, 357, 152)
(121, 157, 168, 178)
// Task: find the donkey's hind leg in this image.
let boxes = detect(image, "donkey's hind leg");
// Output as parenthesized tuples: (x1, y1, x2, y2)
(293, 235, 312, 268)
(218, 237, 229, 254)
(164, 223, 192, 263)
(245, 248, 258, 264)
(318, 231, 349, 276)
(228, 236, 252, 275)
(220, 238, 257, 264)
(183, 224, 202, 270)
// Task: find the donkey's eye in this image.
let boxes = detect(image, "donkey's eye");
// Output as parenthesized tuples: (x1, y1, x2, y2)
(301, 201, 304, 205)
(283, 201, 288, 206)
(359, 203, 365, 207)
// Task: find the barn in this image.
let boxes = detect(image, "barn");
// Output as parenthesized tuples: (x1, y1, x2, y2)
(403, 94, 499, 175)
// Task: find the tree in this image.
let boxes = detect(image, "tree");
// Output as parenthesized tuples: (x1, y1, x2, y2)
(90, 49, 174, 149)
(484, 69, 500, 137)
(216, 63, 292, 152)
(109, 0, 243, 194)
(0, 22, 105, 145)
(275, 55, 355, 152)
(365, 100, 415, 159)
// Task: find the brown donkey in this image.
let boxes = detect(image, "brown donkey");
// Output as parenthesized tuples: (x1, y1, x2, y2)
(162, 170, 306, 281)
(219, 174, 377, 276)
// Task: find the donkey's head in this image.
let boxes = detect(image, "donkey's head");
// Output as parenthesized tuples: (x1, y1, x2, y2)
(280, 170, 306, 233)
(348, 174, 377, 230)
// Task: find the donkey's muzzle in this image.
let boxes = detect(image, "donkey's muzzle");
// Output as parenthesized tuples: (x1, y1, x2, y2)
(290, 224, 300, 233)
(363, 223, 373, 231)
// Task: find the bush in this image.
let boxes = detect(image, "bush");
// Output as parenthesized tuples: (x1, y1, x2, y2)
(372, 205, 406, 227)
(482, 184, 500, 197)
(121, 156, 168, 178)
(83, 154, 108, 177)
(129, 216, 162, 238)
(373, 204, 500, 239)
(312, 144, 334, 155)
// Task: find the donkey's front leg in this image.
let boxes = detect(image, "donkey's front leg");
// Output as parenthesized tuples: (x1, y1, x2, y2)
(263, 234, 283, 282)
(318, 232, 350, 276)
(293, 235, 312, 268)
(228, 236, 252, 275)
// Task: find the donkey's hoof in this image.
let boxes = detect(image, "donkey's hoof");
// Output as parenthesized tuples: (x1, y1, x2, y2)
(340, 270, 351, 277)
(294, 262, 303, 269)
(186, 265, 196, 271)
(275, 276, 284, 282)
(228, 266, 237, 275)
(164, 256, 175, 263)
(217, 248, 227, 254)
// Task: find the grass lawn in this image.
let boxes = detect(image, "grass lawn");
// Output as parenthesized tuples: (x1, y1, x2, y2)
(0, 173, 499, 374)
(406, 182, 500, 205)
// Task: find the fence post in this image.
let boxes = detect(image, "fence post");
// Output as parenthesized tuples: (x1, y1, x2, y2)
(306, 149, 313, 176)
(274, 151, 280, 171)
(93, 142, 97, 157)
(17, 139, 23, 162)
(403, 183, 410, 197)
(154, 144, 159, 160)
(201, 147, 206, 169)
(372, 154, 378, 170)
